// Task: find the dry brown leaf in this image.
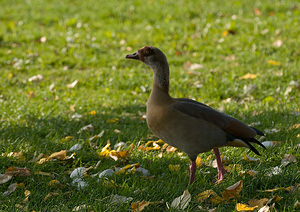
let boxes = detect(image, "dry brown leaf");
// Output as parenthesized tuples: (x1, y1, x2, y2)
(48, 150, 67, 160)
(171, 189, 191, 209)
(5, 167, 31, 176)
(29, 153, 45, 163)
(248, 198, 268, 208)
(222, 180, 243, 200)
(236, 203, 258, 211)
(240, 73, 259, 80)
(131, 200, 151, 212)
(195, 190, 217, 202)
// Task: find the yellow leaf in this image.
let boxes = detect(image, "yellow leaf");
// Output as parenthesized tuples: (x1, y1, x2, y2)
(89, 110, 96, 115)
(168, 164, 180, 171)
(115, 163, 140, 175)
(195, 190, 217, 202)
(24, 190, 31, 197)
(221, 180, 243, 200)
(196, 156, 203, 167)
(268, 60, 281, 66)
(236, 203, 258, 211)
(48, 150, 67, 160)
(110, 150, 130, 161)
(261, 187, 291, 192)
(107, 118, 119, 123)
(240, 73, 259, 79)
(131, 200, 151, 212)
(61, 136, 74, 142)
(210, 194, 225, 205)
(248, 198, 268, 208)
(194, 189, 225, 205)
(223, 164, 241, 172)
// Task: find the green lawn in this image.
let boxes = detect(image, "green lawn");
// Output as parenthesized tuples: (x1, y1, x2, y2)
(0, 0, 299, 211)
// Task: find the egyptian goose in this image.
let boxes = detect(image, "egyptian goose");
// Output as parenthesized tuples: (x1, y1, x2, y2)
(126, 46, 265, 184)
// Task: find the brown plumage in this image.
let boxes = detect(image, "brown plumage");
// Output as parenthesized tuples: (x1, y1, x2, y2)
(126, 46, 265, 184)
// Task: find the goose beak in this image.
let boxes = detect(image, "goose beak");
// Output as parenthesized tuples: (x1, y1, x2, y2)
(126, 51, 140, 60)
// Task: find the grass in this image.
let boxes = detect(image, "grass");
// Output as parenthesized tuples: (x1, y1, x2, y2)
(0, 0, 299, 211)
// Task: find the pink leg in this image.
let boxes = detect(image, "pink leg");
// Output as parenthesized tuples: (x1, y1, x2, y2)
(213, 148, 227, 181)
(189, 160, 197, 184)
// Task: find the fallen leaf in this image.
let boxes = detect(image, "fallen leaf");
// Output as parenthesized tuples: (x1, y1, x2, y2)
(131, 200, 151, 212)
(48, 150, 67, 160)
(136, 167, 151, 176)
(110, 194, 133, 204)
(240, 73, 259, 80)
(0, 174, 12, 184)
(268, 60, 281, 66)
(43, 192, 60, 202)
(189, 63, 203, 70)
(171, 189, 191, 209)
(261, 141, 280, 147)
(34, 171, 54, 178)
(244, 154, 259, 162)
(98, 169, 114, 178)
(5, 167, 31, 176)
(196, 156, 203, 167)
(236, 203, 258, 211)
(258, 205, 271, 212)
(222, 180, 243, 200)
(77, 124, 93, 133)
(23, 190, 31, 203)
(102, 179, 117, 189)
(3, 183, 18, 196)
(72, 178, 88, 189)
(261, 186, 292, 193)
(281, 154, 297, 166)
(67, 80, 79, 88)
(69, 144, 82, 152)
(61, 136, 74, 142)
(70, 167, 86, 179)
(248, 198, 268, 208)
(72, 205, 91, 211)
(195, 189, 217, 203)
(88, 130, 105, 141)
(29, 153, 45, 163)
(6, 151, 26, 161)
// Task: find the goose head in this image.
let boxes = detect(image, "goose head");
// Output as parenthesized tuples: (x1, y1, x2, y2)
(126, 46, 168, 71)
